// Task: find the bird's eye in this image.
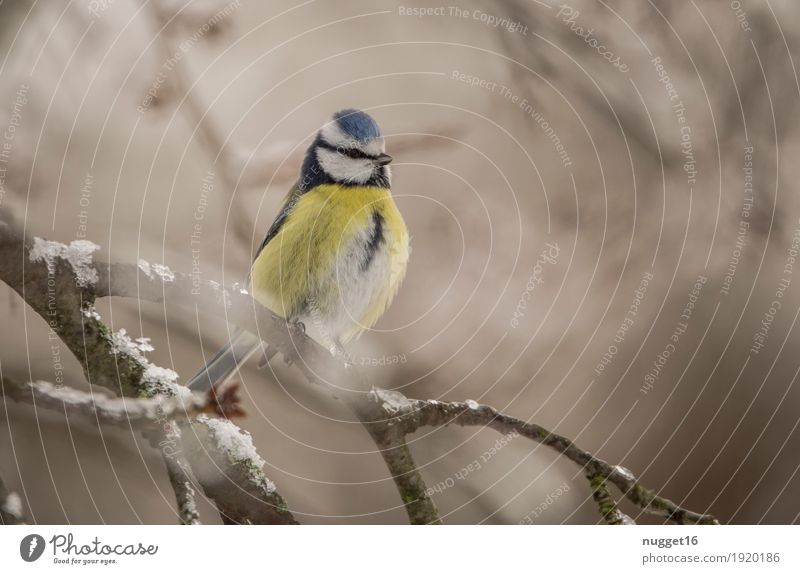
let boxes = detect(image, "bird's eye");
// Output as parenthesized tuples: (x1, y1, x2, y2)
(337, 147, 371, 160)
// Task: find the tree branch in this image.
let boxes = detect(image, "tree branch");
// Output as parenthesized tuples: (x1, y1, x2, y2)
(163, 455, 201, 525)
(386, 395, 718, 525)
(95, 239, 719, 524)
(1, 377, 237, 426)
(0, 217, 717, 525)
(1, 373, 258, 524)
(97, 254, 443, 524)
(0, 219, 297, 525)
(586, 471, 635, 525)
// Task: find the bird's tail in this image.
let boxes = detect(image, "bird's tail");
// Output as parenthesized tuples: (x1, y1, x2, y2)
(187, 328, 263, 391)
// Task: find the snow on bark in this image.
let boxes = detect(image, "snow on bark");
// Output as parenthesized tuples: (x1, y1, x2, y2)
(29, 237, 100, 287)
(197, 414, 269, 484)
(110, 328, 187, 398)
(138, 259, 175, 282)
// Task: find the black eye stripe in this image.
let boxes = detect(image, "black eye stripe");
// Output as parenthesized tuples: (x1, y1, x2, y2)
(319, 141, 375, 160)
(340, 148, 371, 159)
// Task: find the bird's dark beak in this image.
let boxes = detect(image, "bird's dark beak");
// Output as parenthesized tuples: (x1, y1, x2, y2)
(375, 153, 393, 166)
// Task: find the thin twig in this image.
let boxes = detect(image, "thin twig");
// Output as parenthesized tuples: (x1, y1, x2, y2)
(2, 378, 227, 426)
(163, 455, 202, 525)
(392, 396, 718, 525)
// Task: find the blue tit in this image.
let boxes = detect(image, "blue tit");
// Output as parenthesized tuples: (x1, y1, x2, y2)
(188, 109, 409, 391)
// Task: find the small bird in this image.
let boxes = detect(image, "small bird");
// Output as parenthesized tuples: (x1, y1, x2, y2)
(188, 109, 409, 390)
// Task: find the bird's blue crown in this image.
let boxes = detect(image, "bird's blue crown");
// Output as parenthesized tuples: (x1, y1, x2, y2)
(333, 108, 382, 143)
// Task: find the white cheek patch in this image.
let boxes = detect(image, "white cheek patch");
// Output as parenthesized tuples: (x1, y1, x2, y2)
(317, 147, 374, 184)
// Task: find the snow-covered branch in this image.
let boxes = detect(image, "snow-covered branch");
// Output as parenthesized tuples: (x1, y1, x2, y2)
(0, 218, 295, 525)
(163, 456, 202, 525)
(1, 377, 243, 427)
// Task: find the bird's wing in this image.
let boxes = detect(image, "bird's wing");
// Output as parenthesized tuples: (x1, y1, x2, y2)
(253, 182, 304, 262)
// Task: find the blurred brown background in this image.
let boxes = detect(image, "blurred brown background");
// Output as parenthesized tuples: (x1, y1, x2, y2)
(1, 0, 799, 524)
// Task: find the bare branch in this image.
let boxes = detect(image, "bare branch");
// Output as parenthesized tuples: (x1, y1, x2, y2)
(354, 396, 443, 524)
(387, 395, 719, 525)
(586, 472, 635, 525)
(147, 2, 237, 185)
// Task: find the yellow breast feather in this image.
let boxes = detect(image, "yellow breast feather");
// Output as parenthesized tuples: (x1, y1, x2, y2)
(250, 184, 409, 340)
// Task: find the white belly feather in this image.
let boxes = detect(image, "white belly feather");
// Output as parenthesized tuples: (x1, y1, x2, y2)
(299, 221, 393, 348)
